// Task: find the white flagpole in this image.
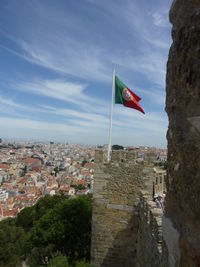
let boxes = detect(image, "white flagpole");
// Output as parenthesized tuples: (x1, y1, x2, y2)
(107, 68, 115, 163)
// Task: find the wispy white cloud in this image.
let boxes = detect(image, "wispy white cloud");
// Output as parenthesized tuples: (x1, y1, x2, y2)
(152, 11, 169, 28)
(0, 116, 94, 133)
(39, 103, 167, 137)
(11, 79, 105, 109)
(0, 93, 167, 135)
(40, 105, 108, 125)
(0, 43, 28, 62)
(0, 115, 108, 144)
(0, 94, 22, 108)
(40, 103, 168, 137)
(19, 39, 111, 82)
(133, 86, 165, 106)
(0, 93, 167, 146)
(15, 79, 86, 101)
(0, 93, 108, 128)
(108, 1, 171, 50)
(144, 37, 171, 50)
(113, 106, 167, 132)
(95, 1, 171, 87)
(0, 106, 167, 146)
(113, 51, 167, 87)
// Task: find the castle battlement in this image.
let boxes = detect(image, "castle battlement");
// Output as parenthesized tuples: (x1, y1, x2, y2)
(94, 149, 138, 165)
(137, 191, 169, 266)
(91, 150, 169, 267)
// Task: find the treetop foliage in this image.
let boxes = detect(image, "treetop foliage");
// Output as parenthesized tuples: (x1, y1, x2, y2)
(112, 144, 124, 150)
(0, 194, 92, 267)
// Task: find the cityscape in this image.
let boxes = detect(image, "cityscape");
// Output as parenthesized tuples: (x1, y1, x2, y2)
(0, 138, 167, 221)
(0, 140, 95, 220)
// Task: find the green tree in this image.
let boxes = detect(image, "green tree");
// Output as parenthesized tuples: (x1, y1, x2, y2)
(71, 184, 86, 191)
(77, 184, 86, 190)
(34, 194, 66, 220)
(74, 260, 91, 267)
(112, 144, 124, 150)
(48, 254, 69, 267)
(0, 219, 25, 267)
(81, 160, 87, 167)
(26, 195, 92, 265)
(16, 206, 36, 231)
(0, 195, 92, 267)
(21, 165, 28, 177)
(54, 166, 59, 176)
(27, 245, 56, 267)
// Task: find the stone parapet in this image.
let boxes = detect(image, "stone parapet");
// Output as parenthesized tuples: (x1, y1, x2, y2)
(137, 191, 169, 267)
(91, 149, 169, 267)
(95, 149, 147, 165)
(94, 150, 106, 164)
(91, 154, 144, 267)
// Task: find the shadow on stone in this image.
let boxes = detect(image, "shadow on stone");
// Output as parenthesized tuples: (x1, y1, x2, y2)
(101, 214, 139, 267)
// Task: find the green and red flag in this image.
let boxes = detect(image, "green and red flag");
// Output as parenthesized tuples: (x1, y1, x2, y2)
(115, 75, 145, 114)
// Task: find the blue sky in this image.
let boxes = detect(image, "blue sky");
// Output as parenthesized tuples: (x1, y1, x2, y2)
(0, 0, 173, 147)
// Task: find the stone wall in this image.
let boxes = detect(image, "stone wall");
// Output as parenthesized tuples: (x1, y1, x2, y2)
(91, 150, 143, 267)
(91, 150, 169, 267)
(137, 191, 168, 267)
(166, 0, 200, 266)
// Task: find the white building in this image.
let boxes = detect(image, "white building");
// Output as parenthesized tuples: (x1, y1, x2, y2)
(0, 189, 8, 202)
(153, 167, 166, 194)
(68, 187, 75, 197)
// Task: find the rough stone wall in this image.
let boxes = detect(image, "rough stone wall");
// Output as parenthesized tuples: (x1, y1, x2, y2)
(137, 191, 169, 267)
(91, 150, 169, 267)
(166, 0, 200, 266)
(91, 150, 143, 267)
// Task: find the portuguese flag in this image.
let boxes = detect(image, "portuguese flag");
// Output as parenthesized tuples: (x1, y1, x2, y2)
(115, 76, 145, 114)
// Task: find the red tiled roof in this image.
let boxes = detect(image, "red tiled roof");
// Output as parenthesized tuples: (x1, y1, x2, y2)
(0, 163, 9, 169)
(19, 177, 28, 184)
(80, 169, 89, 175)
(84, 162, 94, 168)
(24, 158, 41, 165)
(3, 207, 19, 217)
(71, 179, 87, 186)
(32, 166, 41, 171)
(77, 179, 87, 185)
(60, 187, 70, 192)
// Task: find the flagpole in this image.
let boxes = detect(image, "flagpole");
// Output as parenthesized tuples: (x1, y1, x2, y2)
(107, 68, 115, 163)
